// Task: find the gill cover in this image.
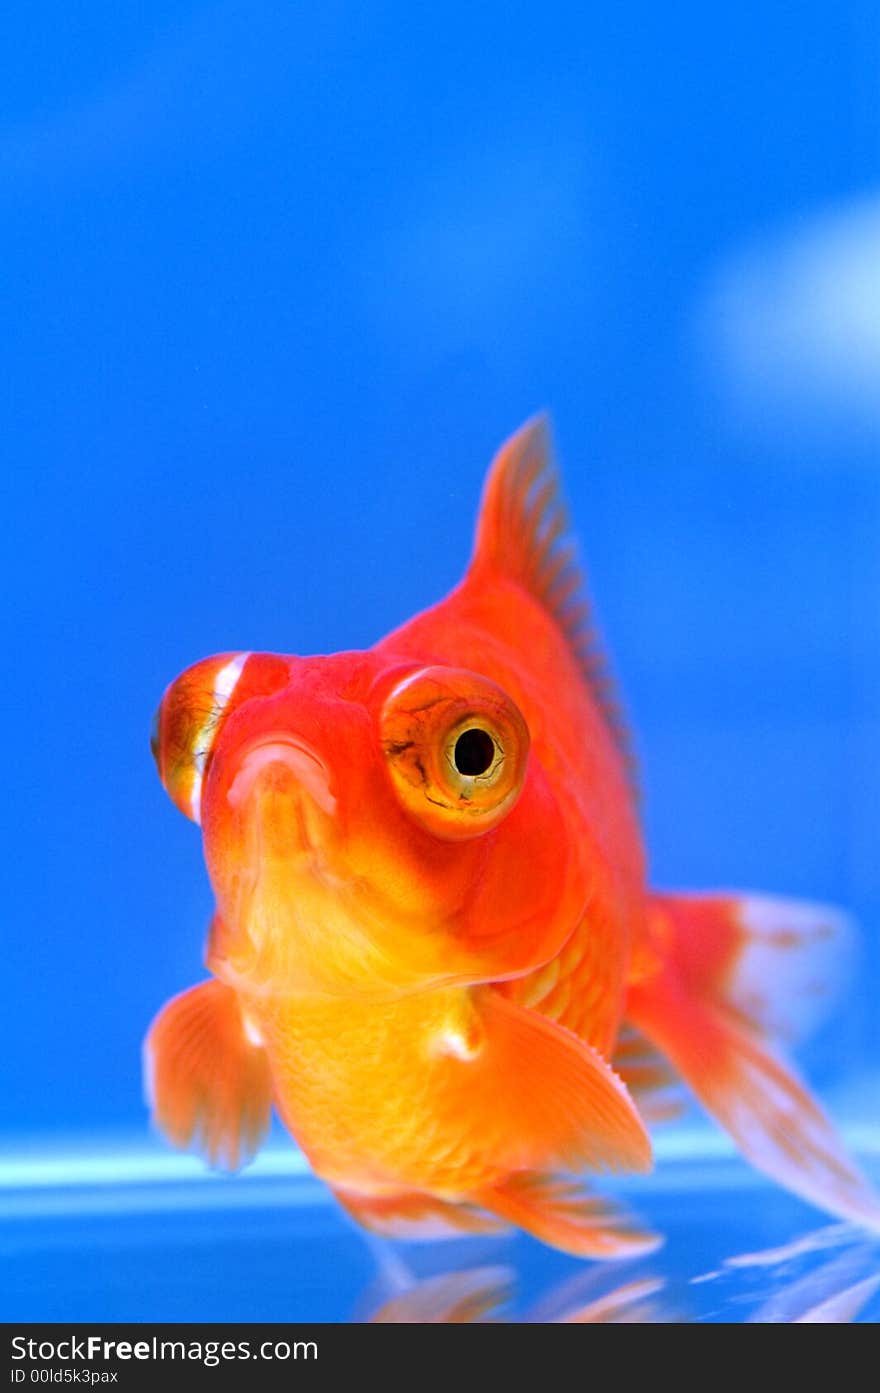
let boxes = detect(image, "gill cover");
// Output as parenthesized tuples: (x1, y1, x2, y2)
(379, 666, 530, 840)
(151, 652, 290, 823)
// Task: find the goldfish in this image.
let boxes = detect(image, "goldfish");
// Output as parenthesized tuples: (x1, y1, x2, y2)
(146, 417, 880, 1256)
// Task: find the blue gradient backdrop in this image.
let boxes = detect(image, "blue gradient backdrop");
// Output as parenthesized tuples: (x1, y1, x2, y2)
(3, 2, 879, 1141)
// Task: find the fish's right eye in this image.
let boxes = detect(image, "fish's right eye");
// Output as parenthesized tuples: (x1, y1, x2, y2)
(152, 652, 290, 824)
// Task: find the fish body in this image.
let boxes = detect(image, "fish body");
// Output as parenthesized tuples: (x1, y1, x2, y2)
(147, 419, 880, 1254)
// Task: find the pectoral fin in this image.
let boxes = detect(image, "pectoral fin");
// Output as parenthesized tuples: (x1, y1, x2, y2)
(436, 988, 653, 1180)
(144, 979, 272, 1171)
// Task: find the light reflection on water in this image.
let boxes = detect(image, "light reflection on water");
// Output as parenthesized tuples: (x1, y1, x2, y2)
(363, 1259, 672, 1323)
(2, 1135, 878, 1323)
(358, 1218, 879, 1322)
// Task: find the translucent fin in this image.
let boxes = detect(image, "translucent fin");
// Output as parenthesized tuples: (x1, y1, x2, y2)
(649, 890, 853, 1046)
(469, 416, 633, 775)
(613, 1024, 688, 1124)
(144, 979, 272, 1171)
(629, 895, 880, 1230)
(332, 1186, 509, 1242)
(476, 1172, 661, 1260)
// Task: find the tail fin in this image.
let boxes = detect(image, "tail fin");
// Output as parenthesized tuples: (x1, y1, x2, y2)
(627, 892, 880, 1230)
(645, 892, 853, 1045)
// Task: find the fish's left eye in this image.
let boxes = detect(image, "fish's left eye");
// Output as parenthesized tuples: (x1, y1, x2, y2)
(379, 666, 530, 841)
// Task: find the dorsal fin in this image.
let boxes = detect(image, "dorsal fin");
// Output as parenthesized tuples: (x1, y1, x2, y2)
(469, 415, 634, 774)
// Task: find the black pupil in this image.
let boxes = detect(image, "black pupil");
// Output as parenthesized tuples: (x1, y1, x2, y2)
(454, 728, 496, 777)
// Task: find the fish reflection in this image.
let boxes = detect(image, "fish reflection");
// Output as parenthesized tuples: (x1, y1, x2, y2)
(693, 1220, 880, 1323)
(362, 1203, 880, 1321)
(368, 1265, 513, 1323)
(359, 1241, 669, 1322)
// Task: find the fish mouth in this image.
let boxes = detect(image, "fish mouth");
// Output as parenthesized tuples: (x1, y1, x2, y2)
(227, 735, 337, 823)
(209, 732, 458, 1000)
(214, 732, 349, 901)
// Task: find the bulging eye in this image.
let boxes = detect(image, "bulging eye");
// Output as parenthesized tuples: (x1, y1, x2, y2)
(379, 666, 530, 840)
(152, 651, 290, 824)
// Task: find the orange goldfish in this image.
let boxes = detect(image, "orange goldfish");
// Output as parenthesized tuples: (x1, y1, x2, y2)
(146, 418, 880, 1256)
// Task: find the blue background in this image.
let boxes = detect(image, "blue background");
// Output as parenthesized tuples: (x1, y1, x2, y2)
(3, 1, 879, 1143)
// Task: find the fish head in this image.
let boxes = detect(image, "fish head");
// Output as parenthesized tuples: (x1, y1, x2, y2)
(151, 650, 587, 1000)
